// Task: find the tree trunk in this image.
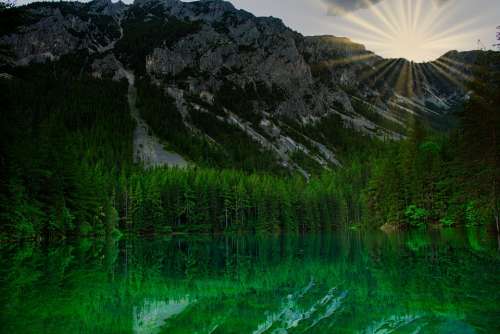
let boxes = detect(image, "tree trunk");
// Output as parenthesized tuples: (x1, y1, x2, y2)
(495, 212, 499, 235)
(225, 208, 228, 230)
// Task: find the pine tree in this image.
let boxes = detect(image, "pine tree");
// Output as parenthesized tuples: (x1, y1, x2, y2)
(459, 52, 500, 232)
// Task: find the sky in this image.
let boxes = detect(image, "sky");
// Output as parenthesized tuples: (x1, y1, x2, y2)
(226, 0, 500, 62)
(14, 0, 500, 62)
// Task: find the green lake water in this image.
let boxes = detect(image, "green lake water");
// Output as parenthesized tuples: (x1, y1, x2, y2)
(1, 229, 499, 333)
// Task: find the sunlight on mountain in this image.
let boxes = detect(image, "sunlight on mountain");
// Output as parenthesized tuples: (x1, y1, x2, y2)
(325, 0, 483, 62)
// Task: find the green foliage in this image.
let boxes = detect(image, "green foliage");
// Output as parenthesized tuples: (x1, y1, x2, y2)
(122, 168, 339, 234)
(361, 54, 500, 230)
(290, 150, 323, 175)
(353, 54, 500, 229)
(1, 50, 499, 238)
(189, 108, 286, 173)
(405, 205, 429, 227)
(135, 78, 193, 151)
(405, 231, 431, 251)
(351, 98, 407, 135)
(136, 78, 287, 174)
(440, 217, 455, 227)
(286, 113, 382, 160)
(0, 55, 134, 239)
(419, 140, 441, 154)
(465, 201, 485, 226)
(363, 126, 488, 228)
(0, 55, 343, 239)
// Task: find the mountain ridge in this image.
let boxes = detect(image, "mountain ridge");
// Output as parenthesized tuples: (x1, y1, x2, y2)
(0, 0, 494, 174)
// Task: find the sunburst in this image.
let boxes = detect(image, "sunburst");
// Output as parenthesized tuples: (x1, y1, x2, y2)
(323, 0, 484, 62)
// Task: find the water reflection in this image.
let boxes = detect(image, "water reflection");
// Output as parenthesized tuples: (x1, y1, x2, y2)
(0, 228, 498, 333)
(133, 299, 190, 334)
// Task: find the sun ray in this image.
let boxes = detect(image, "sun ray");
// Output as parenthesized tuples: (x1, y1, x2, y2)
(428, 62, 466, 89)
(423, 18, 483, 45)
(419, 0, 458, 37)
(438, 56, 477, 73)
(420, 62, 445, 87)
(383, 59, 407, 93)
(325, 3, 397, 41)
(321, 53, 379, 67)
(394, 60, 407, 95)
(360, 0, 399, 36)
(394, 60, 413, 96)
(411, 62, 425, 96)
(413, 63, 428, 85)
(327, 0, 486, 63)
(405, 0, 413, 35)
(328, 27, 391, 45)
(411, 0, 423, 32)
(322, 0, 485, 105)
(376, 0, 404, 38)
(358, 59, 391, 83)
(360, 59, 398, 83)
(433, 59, 473, 82)
(408, 61, 417, 96)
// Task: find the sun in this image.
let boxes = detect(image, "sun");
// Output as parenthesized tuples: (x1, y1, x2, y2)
(313, 0, 477, 115)
(388, 28, 431, 62)
(325, 0, 481, 62)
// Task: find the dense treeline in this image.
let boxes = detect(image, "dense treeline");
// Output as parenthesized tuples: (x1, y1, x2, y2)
(1, 51, 498, 240)
(363, 53, 500, 231)
(0, 57, 341, 240)
(0, 57, 135, 239)
(120, 168, 339, 234)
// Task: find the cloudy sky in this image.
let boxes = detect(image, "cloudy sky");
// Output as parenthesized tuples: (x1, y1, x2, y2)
(15, 0, 500, 61)
(227, 0, 499, 61)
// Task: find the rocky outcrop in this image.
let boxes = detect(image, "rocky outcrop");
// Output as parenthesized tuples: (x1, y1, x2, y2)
(125, 69, 188, 169)
(0, 0, 124, 65)
(0, 0, 490, 173)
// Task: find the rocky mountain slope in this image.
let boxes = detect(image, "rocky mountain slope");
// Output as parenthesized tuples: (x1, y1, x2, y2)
(0, 0, 488, 174)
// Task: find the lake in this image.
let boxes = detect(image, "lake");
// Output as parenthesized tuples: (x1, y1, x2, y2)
(0, 229, 499, 333)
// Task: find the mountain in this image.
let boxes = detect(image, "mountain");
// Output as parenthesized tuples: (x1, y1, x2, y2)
(0, 0, 490, 175)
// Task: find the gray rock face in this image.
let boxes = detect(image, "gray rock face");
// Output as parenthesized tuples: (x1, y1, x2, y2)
(0, 0, 489, 172)
(141, 2, 313, 117)
(1, 0, 472, 119)
(88, 0, 127, 16)
(0, 0, 124, 65)
(91, 53, 127, 80)
(2, 8, 88, 64)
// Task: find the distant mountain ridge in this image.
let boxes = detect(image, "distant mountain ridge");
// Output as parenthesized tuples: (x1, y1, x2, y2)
(0, 0, 494, 174)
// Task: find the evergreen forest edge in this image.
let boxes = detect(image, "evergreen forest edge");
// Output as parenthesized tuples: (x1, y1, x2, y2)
(0, 49, 499, 241)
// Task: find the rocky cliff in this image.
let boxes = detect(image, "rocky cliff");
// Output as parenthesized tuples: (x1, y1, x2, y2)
(0, 0, 488, 174)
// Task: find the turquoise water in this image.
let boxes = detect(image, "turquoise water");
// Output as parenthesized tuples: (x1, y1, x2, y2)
(0, 229, 499, 333)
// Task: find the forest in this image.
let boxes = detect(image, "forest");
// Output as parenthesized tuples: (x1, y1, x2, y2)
(0, 50, 499, 240)
(0, 55, 341, 239)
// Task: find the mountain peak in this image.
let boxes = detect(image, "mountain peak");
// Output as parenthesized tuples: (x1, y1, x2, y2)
(89, 0, 127, 16)
(133, 0, 180, 7)
(132, 0, 241, 23)
(1, 0, 492, 153)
